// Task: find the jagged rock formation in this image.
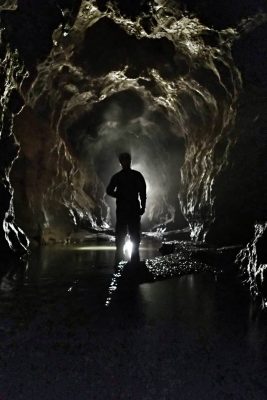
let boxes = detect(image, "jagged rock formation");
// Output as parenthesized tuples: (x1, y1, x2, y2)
(0, 34, 29, 266)
(237, 223, 267, 307)
(0, 1, 267, 265)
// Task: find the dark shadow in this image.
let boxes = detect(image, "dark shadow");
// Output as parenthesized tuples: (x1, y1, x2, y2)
(0, 253, 28, 295)
(105, 260, 155, 306)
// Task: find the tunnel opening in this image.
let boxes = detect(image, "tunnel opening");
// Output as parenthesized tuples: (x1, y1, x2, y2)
(62, 88, 187, 233)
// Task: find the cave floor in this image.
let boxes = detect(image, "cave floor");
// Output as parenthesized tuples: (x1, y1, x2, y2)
(0, 239, 267, 400)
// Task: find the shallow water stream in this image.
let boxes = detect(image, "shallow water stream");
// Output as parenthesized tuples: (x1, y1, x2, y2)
(0, 239, 266, 400)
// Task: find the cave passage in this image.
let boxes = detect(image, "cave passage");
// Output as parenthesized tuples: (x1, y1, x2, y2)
(64, 88, 187, 232)
(4, 1, 245, 246)
(1, 0, 266, 303)
(0, 0, 266, 307)
(1, 1, 267, 398)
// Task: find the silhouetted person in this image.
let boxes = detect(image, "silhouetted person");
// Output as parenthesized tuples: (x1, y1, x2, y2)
(106, 152, 146, 264)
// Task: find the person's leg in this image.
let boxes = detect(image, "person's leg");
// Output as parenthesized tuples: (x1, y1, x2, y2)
(128, 215, 141, 263)
(115, 214, 127, 264)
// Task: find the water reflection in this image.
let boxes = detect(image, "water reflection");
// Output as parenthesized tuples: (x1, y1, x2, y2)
(0, 239, 266, 360)
(105, 261, 127, 306)
(104, 239, 213, 306)
(104, 243, 212, 306)
(0, 258, 28, 296)
(0, 239, 161, 304)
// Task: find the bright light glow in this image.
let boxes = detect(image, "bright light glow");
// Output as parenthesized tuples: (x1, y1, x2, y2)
(68, 245, 150, 252)
(123, 239, 133, 258)
(75, 246, 116, 251)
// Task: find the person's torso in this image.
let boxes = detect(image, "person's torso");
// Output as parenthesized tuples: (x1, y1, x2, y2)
(114, 169, 142, 213)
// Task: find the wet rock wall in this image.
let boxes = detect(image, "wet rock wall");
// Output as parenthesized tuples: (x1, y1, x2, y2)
(1, 0, 95, 245)
(237, 223, 267, 307)
(203, 18, 267, 245)
(0, 29, 29, 267)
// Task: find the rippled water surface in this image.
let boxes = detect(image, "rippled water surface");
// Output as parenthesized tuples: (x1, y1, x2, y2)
(0, 239, 267, 400)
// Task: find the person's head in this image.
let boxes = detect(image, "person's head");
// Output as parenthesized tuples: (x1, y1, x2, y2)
(118, 152, 131, 169)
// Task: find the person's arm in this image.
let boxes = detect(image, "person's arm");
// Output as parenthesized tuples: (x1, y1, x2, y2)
(139, 174, 146, 215)
(106, 175, 117, 198)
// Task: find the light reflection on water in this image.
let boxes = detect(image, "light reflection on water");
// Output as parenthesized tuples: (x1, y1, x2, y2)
(73, 246, 116, 251)
(0, 238, 212, 309)
(104, 241, 213, 307)
(0, 238, 265, 356)
(105, 261, 127, 307)
(0, 238, 161, 298)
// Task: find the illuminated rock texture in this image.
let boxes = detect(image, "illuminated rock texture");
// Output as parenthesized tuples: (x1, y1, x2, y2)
(237, 223, 267, 307)
(0, 0, 17, 11)
(0, 0, 267, 255)
(0, 34, 29, 265)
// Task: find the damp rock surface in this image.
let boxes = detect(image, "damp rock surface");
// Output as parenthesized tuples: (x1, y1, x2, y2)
(0, 36, 29, 265)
